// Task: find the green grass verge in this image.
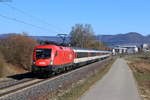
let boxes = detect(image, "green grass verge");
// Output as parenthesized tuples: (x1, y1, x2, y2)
(54, 59, 115, 100)
(134, 71, 150, 81)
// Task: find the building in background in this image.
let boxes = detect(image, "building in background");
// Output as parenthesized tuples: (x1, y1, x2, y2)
(112, 47, 127, 55)
(142, 43, 150, 52)
(112, 45, 138, 55)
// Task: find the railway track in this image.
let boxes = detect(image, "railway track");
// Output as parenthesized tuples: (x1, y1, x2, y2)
(0, 78, 45, 97)
(0, 71, 68, 98)
(0, 79, 15, 86)
(0, 79, 13, 83)
(0, 79, 34, 90)
(0, 66, 84, 98)
(0, 71, 74, 98)
(0, 65, 93, 99)
(0, 73, 61, 97)
(0, 58, 112, 100)
(0, 78, 33, 90)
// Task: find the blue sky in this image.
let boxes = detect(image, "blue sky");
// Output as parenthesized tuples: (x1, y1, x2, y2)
(0, 0, 150, 36)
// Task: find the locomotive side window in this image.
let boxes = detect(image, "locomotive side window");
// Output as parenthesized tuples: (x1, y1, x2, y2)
(36, 49, 51, 59)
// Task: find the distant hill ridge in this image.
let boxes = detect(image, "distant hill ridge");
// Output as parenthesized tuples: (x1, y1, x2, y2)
(0, 32, 150, 47)
(97, 32, 150, 47)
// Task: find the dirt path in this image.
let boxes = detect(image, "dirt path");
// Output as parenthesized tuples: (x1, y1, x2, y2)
(80, 58, 141, 100)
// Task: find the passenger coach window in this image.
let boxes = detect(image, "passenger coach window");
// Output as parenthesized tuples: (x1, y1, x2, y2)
(36, 49, 51, 59)
(91, 52, 96, 56)
(77, 52, 88, 58)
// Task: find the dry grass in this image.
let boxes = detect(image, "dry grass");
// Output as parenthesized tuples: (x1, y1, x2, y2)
(0, 59, 26, 77)
(2, 63, 26, 77)
(127, 54, 150, 100)
(0, 34, 37, 77)
(0, 53, 5, 77)
(0, 34, 38, 71)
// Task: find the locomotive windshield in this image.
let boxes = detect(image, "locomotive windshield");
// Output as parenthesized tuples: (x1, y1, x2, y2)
(36, 49, 51, 59)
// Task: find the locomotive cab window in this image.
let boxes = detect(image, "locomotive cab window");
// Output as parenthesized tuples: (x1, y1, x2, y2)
(36, 49, 51, 59)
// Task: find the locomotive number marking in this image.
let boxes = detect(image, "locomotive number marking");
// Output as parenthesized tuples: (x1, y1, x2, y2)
(39, 62, 46, 64)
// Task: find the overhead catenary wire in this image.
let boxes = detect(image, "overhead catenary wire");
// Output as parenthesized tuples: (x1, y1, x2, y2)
(4, 3, 63, 33)
(0, 13, 54, 32)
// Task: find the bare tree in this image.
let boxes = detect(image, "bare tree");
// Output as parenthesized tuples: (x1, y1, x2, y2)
(70, 24, 106, 49)
(70, 24, 94, 48)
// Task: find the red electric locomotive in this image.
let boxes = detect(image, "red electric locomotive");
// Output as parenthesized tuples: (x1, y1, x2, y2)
(32, 44, 111, 75)
(32, 45, 74, 74)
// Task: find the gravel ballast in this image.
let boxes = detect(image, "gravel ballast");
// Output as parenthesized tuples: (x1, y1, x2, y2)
(0, 58, 111, 100)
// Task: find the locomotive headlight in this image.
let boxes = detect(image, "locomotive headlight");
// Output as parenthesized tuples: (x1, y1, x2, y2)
(50, 60, 53, 65)
(32, 61, 35, 64)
